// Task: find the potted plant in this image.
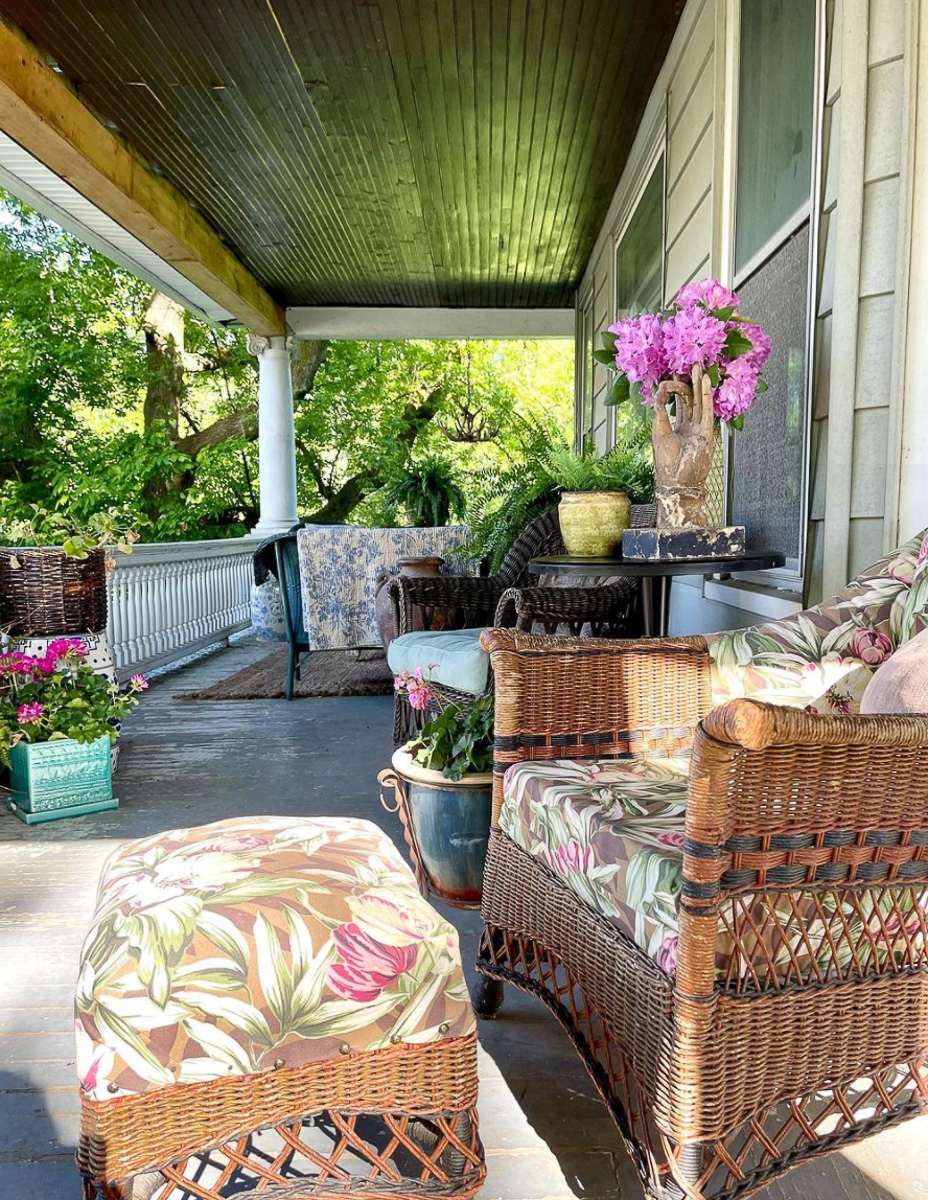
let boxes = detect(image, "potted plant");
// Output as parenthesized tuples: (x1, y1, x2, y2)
(543, 440, 653, 556)
(0, 506, 141, 637)
(0, 639, 147, 824)
(379, 681, 493, 908)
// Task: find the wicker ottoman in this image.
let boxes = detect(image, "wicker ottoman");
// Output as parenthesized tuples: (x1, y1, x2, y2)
(75, 816, 484, 1199)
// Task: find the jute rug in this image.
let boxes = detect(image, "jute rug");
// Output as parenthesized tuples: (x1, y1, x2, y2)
(176, 647, 394, 701)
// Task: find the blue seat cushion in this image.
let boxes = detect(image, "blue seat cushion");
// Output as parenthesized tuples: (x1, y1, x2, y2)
(387, 628, 489, 696)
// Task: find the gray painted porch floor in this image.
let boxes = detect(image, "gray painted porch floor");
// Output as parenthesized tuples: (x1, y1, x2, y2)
(0, 638, 924, 1200)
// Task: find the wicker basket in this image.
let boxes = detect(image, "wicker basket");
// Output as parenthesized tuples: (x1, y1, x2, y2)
(0, 547, 107, 635)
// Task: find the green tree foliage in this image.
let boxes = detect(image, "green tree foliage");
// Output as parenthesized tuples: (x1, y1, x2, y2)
(0, 191, 576, 541)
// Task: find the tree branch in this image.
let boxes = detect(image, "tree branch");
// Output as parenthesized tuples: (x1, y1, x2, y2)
(174, 409, 258, 459)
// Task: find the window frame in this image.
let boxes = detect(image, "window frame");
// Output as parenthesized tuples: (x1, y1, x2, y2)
(608, 139, 667, 448)
(720, 0, 826, 593)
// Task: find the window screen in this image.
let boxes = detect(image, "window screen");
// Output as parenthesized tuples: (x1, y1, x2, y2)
(729, 223, 809, 561)
(735, 1, 815, 274)
(616, 158, 664, 315)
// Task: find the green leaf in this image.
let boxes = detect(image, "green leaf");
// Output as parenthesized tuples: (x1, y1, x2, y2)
(604, 373, 632, 406)
(728, 413, 746, 431)
(705, 364, 720, 388)
(723, 329, 754, 360)
(591, 347, 617, 366)
(600, 330, 618, 353)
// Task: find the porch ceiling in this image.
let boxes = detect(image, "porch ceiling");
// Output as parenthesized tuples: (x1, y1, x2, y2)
(0, 0, 682, 310)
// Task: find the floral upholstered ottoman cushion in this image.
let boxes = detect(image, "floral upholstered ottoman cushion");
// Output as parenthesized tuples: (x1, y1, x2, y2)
(75, 817, 475, 1101)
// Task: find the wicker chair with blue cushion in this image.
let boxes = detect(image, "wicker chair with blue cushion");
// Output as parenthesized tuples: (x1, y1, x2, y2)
(476, 529, 928, 1200)
(388, 504, 655, 743)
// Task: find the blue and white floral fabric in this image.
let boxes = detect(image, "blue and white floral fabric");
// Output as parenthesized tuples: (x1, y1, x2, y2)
(251, 578, 287, 642)
(297, 525, 470, 650)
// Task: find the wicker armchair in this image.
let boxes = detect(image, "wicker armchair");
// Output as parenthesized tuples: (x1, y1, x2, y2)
(475, 530, 928, 1200)
(388, 503, 655, 744)
(387, 503, 656, 639)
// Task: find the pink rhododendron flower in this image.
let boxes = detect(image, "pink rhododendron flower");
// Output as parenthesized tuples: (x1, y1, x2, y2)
(662, 305, 728, 373)
(848, 628, 893, 666)
(326, 921, 417, 1002)
(714, 356, 760, 421)
(743, 324, 772, 372)
(16, 702, 43, 724)
(610, 312, 668, 396)
(674, 279, 740, 311)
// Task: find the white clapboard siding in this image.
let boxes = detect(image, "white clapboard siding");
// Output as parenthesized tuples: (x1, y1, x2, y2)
(107, 537, 259, 675)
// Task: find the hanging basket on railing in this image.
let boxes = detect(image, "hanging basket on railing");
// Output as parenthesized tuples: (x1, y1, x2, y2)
(0, 547, 108, 636)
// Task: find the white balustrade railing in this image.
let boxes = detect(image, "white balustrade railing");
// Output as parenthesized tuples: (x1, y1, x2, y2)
(107, 537, 260, 673)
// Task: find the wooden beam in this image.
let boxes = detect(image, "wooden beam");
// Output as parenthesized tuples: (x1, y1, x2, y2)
(286, 306, 575, 340)
(0, 16, 285, 336)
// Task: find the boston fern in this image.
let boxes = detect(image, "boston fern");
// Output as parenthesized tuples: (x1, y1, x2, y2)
(544, 431, 654, 499)
(406, 694, 494, 781)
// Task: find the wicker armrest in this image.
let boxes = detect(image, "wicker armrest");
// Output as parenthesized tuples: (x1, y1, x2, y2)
(386, 573, 503, 635)
(679, 698, 928, 997)
(480, 628, 712, 821)
(494, 581, 637, 630)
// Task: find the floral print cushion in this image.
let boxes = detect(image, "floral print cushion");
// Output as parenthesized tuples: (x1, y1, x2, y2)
(500, 758, 928, 985)
(75, 817, 475, 1101)
(500, 758, 689, 973)
(707, 529, 928, 714)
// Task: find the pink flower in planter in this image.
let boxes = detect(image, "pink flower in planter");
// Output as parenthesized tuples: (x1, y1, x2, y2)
(130, 674, 149, 691)
(326, 922, 417, 1002)
(16, 702, 43, 724)
(848, 628, 893, 666)
(47, 637, 88, 661)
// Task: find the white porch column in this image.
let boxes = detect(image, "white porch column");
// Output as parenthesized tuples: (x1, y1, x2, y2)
(248, 334, 298, 536)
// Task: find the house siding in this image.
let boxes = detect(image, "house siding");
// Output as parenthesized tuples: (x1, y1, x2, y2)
(818, 0, 908, 598)
(575, 0, 915, 632)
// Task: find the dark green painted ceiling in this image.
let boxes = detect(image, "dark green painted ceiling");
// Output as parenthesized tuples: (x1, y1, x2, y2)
(1, 0, 683, 308)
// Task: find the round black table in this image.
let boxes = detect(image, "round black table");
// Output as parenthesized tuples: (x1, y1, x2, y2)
(528, 551, 786, 637)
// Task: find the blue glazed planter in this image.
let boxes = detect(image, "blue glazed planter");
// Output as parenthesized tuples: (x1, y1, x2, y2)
(380, 748, 492, 908)
(6, 734, 119, 824)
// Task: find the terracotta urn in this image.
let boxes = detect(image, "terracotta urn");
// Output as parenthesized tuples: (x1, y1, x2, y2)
(374, 555, 445, 650)
(558, 491, 630, 556)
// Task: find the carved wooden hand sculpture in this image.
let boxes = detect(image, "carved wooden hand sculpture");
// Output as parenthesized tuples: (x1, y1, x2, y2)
(652, 363, 715, 528)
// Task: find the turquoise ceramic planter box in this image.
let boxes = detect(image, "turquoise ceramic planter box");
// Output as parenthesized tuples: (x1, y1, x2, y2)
(6, 735, 118, 824)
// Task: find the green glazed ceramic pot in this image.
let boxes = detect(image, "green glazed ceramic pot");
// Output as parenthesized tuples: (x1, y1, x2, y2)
(380, 748, 493, 908)
(6, 734, 118, 824)
(558, 490, 631, 556)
